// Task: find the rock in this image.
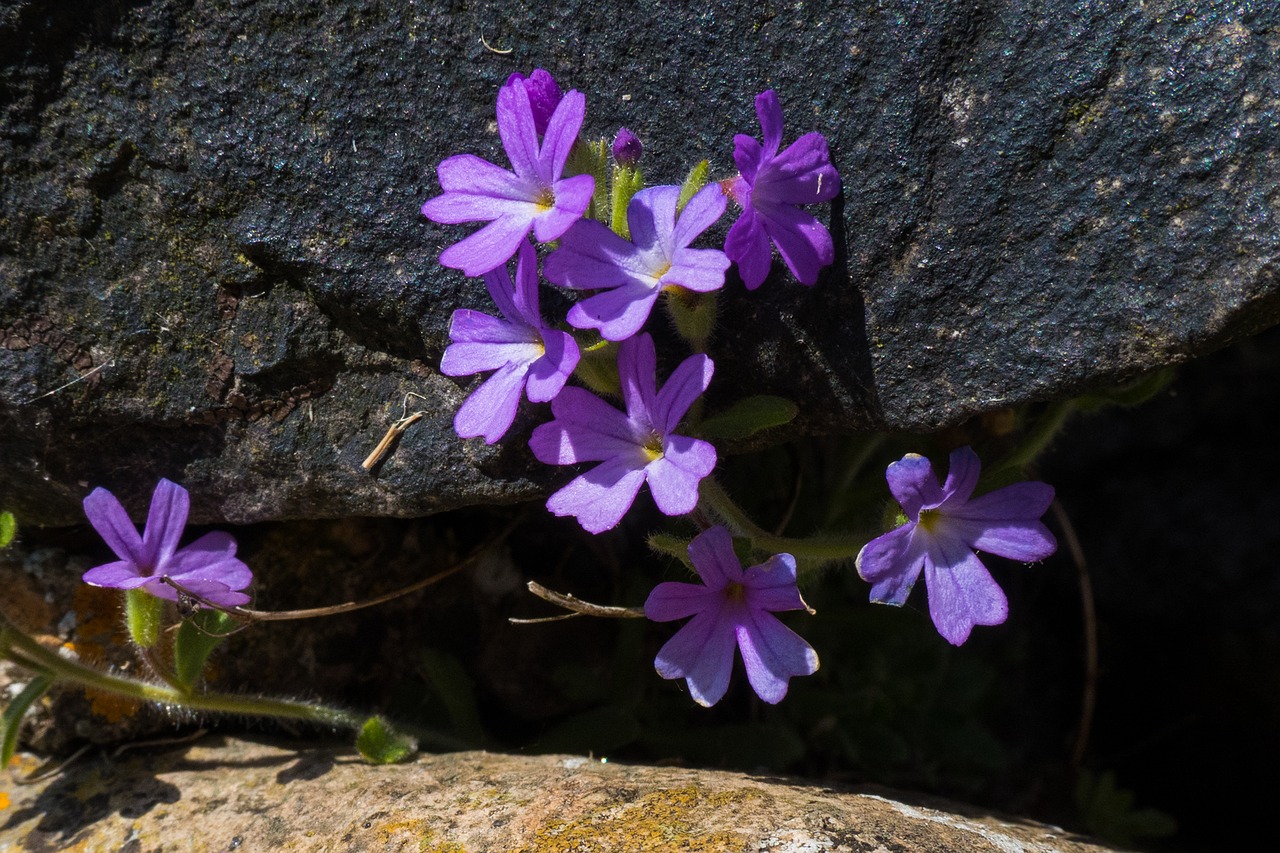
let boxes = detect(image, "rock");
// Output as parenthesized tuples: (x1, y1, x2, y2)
(0, 736, 1117, 852)
(2, 0, 1278, 523)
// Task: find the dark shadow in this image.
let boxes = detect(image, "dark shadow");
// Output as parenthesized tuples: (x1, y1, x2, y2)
(1, 734, 329, 850)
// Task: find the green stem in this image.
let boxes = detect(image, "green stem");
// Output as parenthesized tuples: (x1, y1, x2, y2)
(989, 399, 1076, 478)
(698, 478, 866, 565)
(1, 615, 356, 729)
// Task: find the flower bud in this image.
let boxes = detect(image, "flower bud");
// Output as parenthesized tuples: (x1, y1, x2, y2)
(612, 127, 643, 166)
(509, 69, 562, 135)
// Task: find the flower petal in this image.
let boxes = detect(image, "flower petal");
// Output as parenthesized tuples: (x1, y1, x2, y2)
(952, 516, 1057, 562)
(735, 609, 819, 704)
(627, 186, 679, 254)
(454, 360, 530, 443)
(82, 560, 146, 589)
(940, 445, 982, 505)
(439, 213, 535, 277)
(856, 523, 925, 606)
(618, 334, 659, 428)
(565, 280, 660, 342)
(83, 487, 143, 565)
(497, 77, 545, 183)
(732, 134, 764, 184)
(541, 89, 587, 178)
(664, 246, 730, 294)
(142, 479, 190, 570)
(441, 337, 543, 377)
(645, 580, 721, 622)
(671, 184, 728, 249)
(167, 532, 253, 590)
(524, 330, 578, 403)
(544, 219, 645, 290)
(756, 201, 833, 286)
(742, 553, 807, 612)
(533, 173, 596, 242)
(923, 537, 1008, 646)
(428, 154, 538, 210)
(508, 239, 544, 328)
(885, 454, 943, 517)
(646, 436, 716, 517)
(757, 132, 841, 204)
(685, 525, 743, 589)
(653, 353, 713, 435)
(654, 609, 737, 707)
(530, 387, 643, 464)
(724, 208, 772, 290)
(755, 90, 784, 158)
(544, 456, 648, 534)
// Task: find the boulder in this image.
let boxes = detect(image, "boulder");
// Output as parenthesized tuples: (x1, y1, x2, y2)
(0, 736, 1117, 852)
(2, 0, 1277, 523)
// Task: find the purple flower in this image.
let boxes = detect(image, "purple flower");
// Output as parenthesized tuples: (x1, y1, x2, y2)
(723, 90, 841, 290)
(856, 447, 1057, 646)
(544, 185, 729, 341)
(645, 525, 819, 706)
(612, 127, 643, 166)
(420, 72, 595, 277)
(508, 69, 562, 135)
(82, 479, 253, 608)
(441, 239, 580, 443)
(529, 333, 716, 533)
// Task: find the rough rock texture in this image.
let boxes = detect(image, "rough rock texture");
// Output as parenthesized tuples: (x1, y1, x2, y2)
(2, 0, 1278, 523)
(0, 736, 1117, 852)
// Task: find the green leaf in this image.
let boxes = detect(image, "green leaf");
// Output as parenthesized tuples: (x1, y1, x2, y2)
(0, 511, 15, 548)
(417, 649, 486, 745)
(699, 396, 799, 440)
(173, 609, 237, 691)
(2, 674, 53, 767)
(125, 588, 164, 649)
(356, 716, 417, 764)
(676, 159, 710, 213)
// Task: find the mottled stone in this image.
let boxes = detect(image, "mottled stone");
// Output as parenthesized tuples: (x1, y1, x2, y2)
(0, 736, 1117, 852)
(2, 0, 1278, 523)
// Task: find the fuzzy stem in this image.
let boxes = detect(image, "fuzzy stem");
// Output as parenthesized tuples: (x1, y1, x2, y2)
(1, 614, 356, 729)
(698, 478, 866, 566)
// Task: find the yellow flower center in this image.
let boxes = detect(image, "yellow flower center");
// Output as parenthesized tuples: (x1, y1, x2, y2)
(642, 433, 663, 462)
(534, 187, 555, 211)
(723, 582, 746, 604)
(918, 507, 942, 533)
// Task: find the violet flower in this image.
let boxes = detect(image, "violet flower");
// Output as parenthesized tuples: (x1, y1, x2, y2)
(645, 525, 818, 706)
(82, 479, 253, 608)
(420, 72, 595, 277)
(723, 89, 841, 290)
(529, 333, 716, 533)
(508, 69, 562, 135)
(856, 446, 1057, 646)
(544, 184, 729, 341)
(441, 239, 579, 443)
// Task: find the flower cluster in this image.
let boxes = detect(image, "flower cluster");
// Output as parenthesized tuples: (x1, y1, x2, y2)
(421, 69, 1057, 708)
(421, 71, 841, 529)
(419, 69, 845, 705)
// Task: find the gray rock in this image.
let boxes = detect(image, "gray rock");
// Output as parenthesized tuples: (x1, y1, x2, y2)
(3, 0, 1277, 523)
(0, 736, 1118, 852)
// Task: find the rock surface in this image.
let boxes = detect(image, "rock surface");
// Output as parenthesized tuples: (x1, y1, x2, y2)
(2, 0, 1278, 523)
(0, 736, 1116, 852)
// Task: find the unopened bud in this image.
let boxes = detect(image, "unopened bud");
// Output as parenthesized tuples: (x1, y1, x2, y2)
(612, 127, 643, 167)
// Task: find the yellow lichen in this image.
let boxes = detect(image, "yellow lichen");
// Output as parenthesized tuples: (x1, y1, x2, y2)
(521, 784, 759, 852)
